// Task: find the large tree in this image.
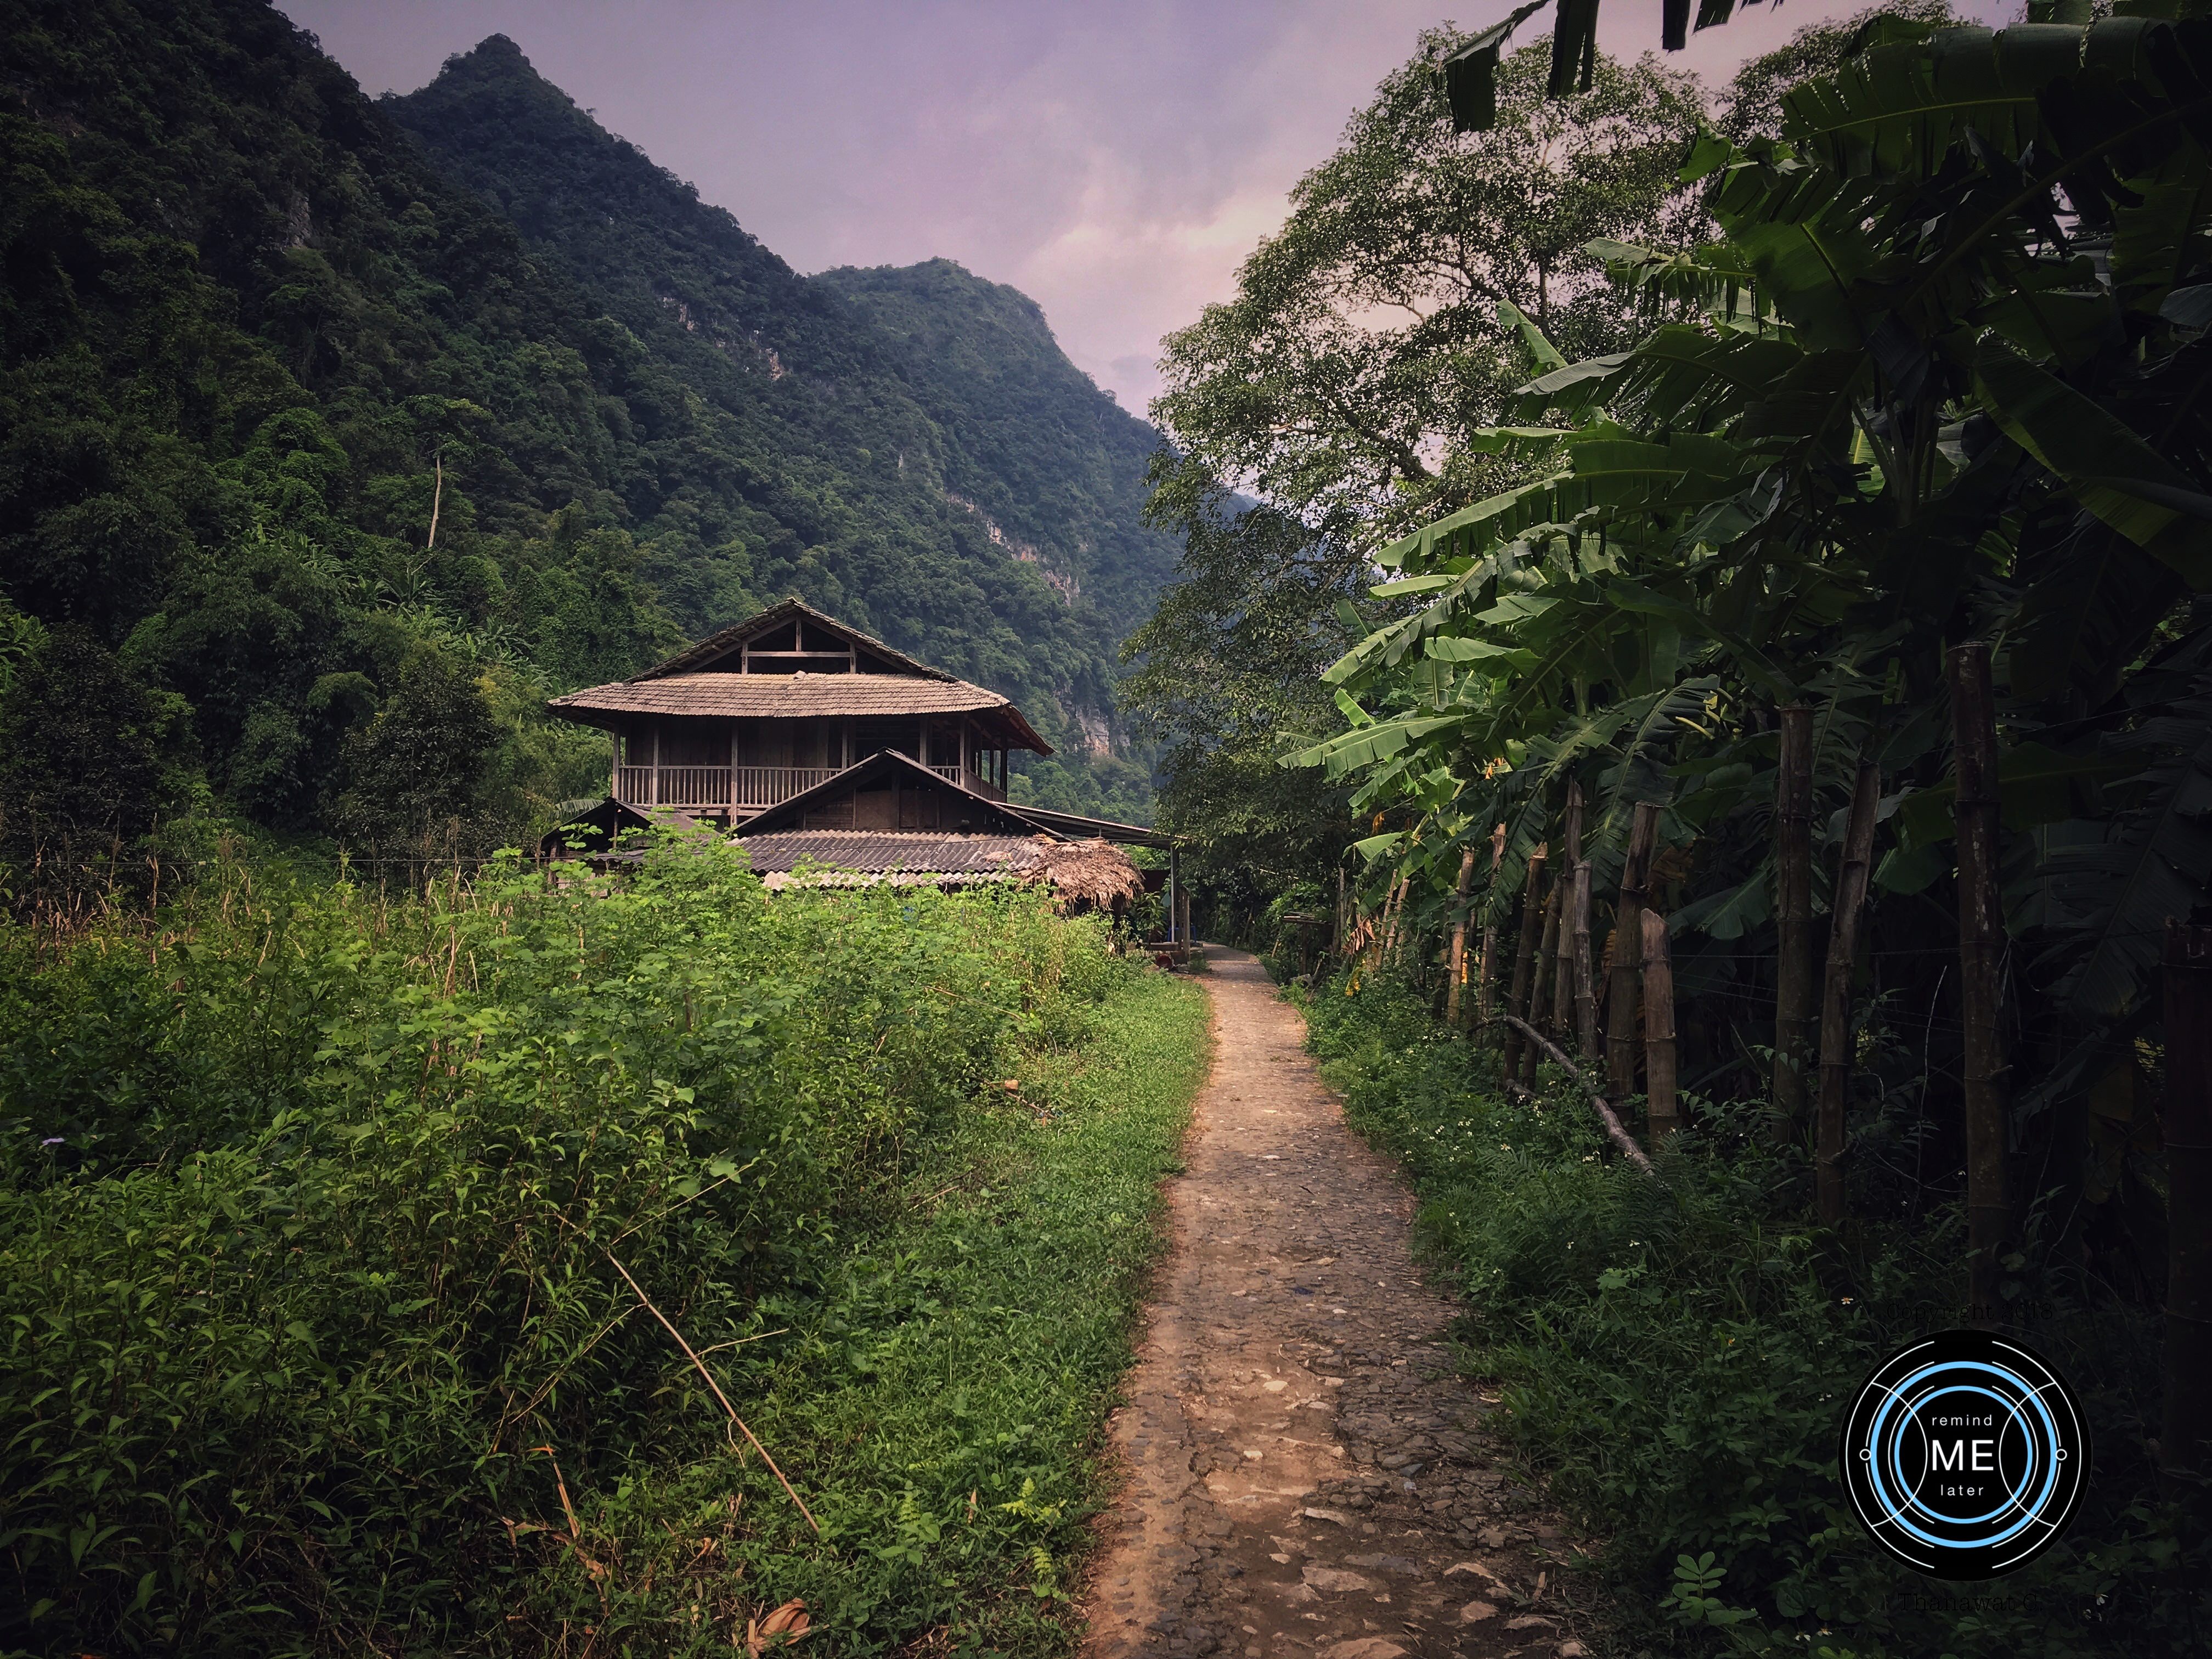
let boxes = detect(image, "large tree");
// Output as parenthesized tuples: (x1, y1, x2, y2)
(1128, 34, 1706, 891)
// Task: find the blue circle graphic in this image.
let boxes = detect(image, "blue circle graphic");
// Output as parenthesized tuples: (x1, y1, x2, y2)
(1839, 1330, 2089, 1580)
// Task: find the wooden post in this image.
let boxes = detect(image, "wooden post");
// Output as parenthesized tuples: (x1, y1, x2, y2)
(1642, 908, 1678, 1139)
(1572, 860, 1598, 1062)
(1527, 881, 1565, 1085)
(1502, 847, 1547, 1078)
(1773, 704, 1816, 1143)
(1168, 844, 1180, 942)
(1335, 865, 1348, 960)
(1607, 802, 1660, 1096)
(1445, 845, 1479, 1027)
(1950, 644, 2013, 1328)
(1816, 759, 1882, 1227)
(2162, 919, 2212, 1498)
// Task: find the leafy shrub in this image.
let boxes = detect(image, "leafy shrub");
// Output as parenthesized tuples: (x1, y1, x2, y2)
(0, 842, 1193, 1654)
(1297, 971, 2208, 1659)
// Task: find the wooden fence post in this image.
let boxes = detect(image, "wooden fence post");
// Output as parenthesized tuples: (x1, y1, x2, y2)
(1572, 860, 1599, 1062)
(1502, 847, 1546, 1076)
(1608, 802, 1661, 1098)
(1951, 643, 2012, 1329)
(1773, 704, 1815, 1143)
(1526, 879, 1565, 1085)
(1642, 907, 1678, 1139)
(1446, 845, 1479, 1026)
(1816, 759, 1882, 1227)
(2163, 918, 2212, 1500)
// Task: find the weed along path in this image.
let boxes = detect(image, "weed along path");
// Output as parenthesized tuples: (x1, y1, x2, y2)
(1084, 949, 1584, 1659)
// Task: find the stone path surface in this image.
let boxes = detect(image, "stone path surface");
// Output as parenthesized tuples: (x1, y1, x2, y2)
(1082, 949, 1588, 1659)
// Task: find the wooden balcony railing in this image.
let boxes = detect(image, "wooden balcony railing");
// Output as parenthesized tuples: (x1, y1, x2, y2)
(614, 761, 1005, 813)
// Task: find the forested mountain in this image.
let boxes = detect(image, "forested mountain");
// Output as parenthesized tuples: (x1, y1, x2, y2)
(0, 1, 1165, 890)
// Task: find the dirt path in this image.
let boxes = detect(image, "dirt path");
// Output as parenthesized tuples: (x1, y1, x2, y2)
(1082, 949, 1587, 1659)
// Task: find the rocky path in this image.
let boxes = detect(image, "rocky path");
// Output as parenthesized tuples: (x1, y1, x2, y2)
(1082, 949, 1589, 1659)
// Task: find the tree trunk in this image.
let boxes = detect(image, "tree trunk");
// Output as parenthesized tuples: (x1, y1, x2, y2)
(1816, 759, 1882, 1227)
(2163, 918, 2212, 1499)
(1951, 643, 2012, 1329)
(1773, 704, 1816, 1142)
(1572, 860, 1599, 1062)
(1643, 907, 1678, 1140)
(1526, 879, 1565, 1086)
(1503, 848, 1547, 1076)
(1608, 802, 1661, 1097)
(1445, 846, 1478, 1026)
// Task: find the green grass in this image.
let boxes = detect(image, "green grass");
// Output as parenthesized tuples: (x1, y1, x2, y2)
(0, 849, 1210, 1656)
(1293, 970, 2205, 1659)
(579, 964, 1211, 1651)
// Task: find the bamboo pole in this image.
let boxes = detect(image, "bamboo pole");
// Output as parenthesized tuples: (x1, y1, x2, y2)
(1526, 879, 1565, 1086)
(1950, 643, 2012, 1328)
(1571, 860, 1598, 1062)
(1607, 802, 1661, 1098)
(1502, 847, 1547, 1076)
(2162, 919, 2212, 1499)
(1445, 845, 1479, 1026)
(1477, 822, 1504, 1030)
(1555, 783, 1584, 1038)
(1496, 1014, 1656, 1175)
(1816, 759, 1882, 1227)
(1642, 908, 1678, 1140)
(1773, 704, 1816, 1143)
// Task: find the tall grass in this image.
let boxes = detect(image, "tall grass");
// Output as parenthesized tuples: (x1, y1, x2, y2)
(0, 842, 1208, 1655)
(1295, 971, 2206, 1659)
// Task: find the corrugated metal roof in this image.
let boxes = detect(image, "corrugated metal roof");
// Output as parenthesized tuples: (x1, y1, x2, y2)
(549, 673, 1012, 719)
(737, 830, 1052, 876)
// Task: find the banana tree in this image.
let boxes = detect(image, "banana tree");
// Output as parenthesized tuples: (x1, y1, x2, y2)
(1300, 16, 2212, 1233)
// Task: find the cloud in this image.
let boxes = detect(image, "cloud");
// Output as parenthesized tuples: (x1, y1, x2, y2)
(284, 0, 2019, 416)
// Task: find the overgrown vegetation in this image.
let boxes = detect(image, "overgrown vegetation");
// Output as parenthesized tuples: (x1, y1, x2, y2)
(1297, 970, 2205, 1657)
(0, 847, 1207, 1654)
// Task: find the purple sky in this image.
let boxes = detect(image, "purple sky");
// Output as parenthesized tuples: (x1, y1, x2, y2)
(280, 1, 2014, 415)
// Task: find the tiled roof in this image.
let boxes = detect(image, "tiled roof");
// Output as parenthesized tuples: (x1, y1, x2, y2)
(638, 599, 950, 682)
(734, 748, 1058, 837)
(736, 830, 1052, 877)
(548, 673, 1013, 719)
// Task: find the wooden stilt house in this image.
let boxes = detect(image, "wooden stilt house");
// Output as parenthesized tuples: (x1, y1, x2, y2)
(546, 599, 1051, 826)
(543, 601, 1169, 912)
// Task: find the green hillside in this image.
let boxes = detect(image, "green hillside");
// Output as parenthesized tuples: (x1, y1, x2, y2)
(0, 1, 1167, 885)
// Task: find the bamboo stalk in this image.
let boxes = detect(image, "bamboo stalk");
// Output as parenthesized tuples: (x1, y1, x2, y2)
(1496, 1013, 1656, 1175)
(1476, 821, 1504, 1030)
(1446, 845, 1478, 1025)
(1642, 908, 1678, 1140)
(1950, 644, 2012, 1328)
(1526, 879, 1565, 1086)
(1502, 847, 1547, 1074)
(1571, 860, 1598, 1062)
(1555, 784, 1583, 1040)
(1816, 759, 1882, 1227)
(1772, 704, 1815, 1143)
(1607, 802, 1660, 1099)
(2162, 919, 2212, 1498)
(605, 1251, 819, 1532)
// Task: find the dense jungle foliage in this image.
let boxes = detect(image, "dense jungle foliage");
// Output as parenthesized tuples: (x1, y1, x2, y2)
(0, 0, 1165, 907)
(0, 847, 1207, 1654)
(1136, 5, 2212, 1654)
